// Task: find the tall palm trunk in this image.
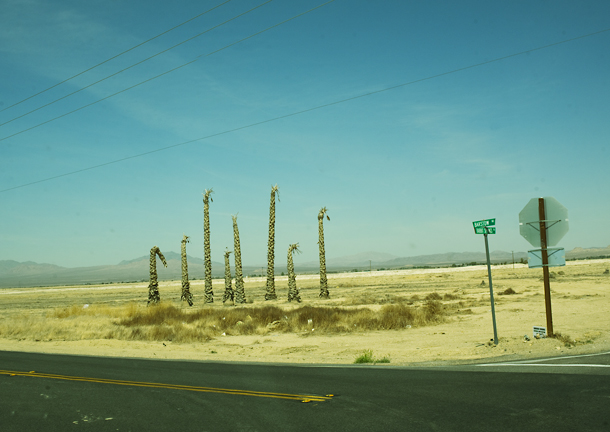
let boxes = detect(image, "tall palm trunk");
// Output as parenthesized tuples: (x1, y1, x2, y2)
(318, 207, 330, 299)
(203, 189, 214, 303)
(265, 184, 279, 300)
(147, 246, 167, 305)
(232, 215, 246, 304)
(181, 235, 193, 306)
(222, 249, 234, 304)
(287, 243, 301, 302)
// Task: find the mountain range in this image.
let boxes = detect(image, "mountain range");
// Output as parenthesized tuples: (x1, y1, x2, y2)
(1, 246, 608, 289)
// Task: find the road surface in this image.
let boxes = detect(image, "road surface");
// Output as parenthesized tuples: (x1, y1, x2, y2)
(1, 350, 609, 431)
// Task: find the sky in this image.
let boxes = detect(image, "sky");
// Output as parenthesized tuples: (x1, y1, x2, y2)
(1, 0, 609, 269)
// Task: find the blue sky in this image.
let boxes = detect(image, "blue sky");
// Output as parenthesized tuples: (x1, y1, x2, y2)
(1, 0, 609, 268)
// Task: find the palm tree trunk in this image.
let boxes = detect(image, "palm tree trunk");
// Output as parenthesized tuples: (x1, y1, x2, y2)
(232, 215, 246, 304)
(148, 246, 167, 305)
(265, 184, 279, 300)
(318, 207, 330, 299)
(203, 189, 214, 303)
(287, 243, 301, 302)
(222, 249, 234, 303)
(181, 235, 193, 306)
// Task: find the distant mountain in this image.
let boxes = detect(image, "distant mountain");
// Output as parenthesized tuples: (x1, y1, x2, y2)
(0, 260, 66, 274)
(295, 250, 529, 273)
(1, 246, 608, 288)
(299, 251, 399, 269)
(117, 251, 193, 266)
(381, 250, 529, 268)
(565, 245, 610, 259)
(0, 252, 226, 288)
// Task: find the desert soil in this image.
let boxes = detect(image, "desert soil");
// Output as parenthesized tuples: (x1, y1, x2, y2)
(1, 259, 609, 366)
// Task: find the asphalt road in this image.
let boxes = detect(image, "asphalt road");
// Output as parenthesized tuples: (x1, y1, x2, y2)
(471, 351, 610, 375)
(1, 350, 609, 431)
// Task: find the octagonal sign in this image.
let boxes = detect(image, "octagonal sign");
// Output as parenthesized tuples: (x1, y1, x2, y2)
(519, 197, 569, 247)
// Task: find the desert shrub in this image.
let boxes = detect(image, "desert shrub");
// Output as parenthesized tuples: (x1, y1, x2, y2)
(120, 322, 213, 343)
(354, 349, 375, 363)
(422, 300, 444, 322)
(149, 325, 175, 341)
(425, 292, 442, 300)
(294, 306, 342, 328)
(118, 302, 184, 326)
(551, 332, 576, 347)
(379, 304, 416, 329)
(346, 294, 413, 305)
(345, 294, 378, 305)
(49, 305, 86, 318)
(498, 288, 517, 295)
(353, 349, 390, 364)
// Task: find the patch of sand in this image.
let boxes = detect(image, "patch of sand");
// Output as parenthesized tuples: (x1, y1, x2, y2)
(1, 260, 609, 365)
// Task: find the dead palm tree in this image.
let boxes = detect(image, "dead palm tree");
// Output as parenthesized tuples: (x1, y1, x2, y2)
(265, 184, 279, 300)
(203, 188, 214, 303)
(147, 246, 167, 305)
(232, 215, 246, 304)
(318, 207, 330, 299)
(181, 235, 193, 306)
(222, 249, 234, 304)
(287, 243, 302, 302)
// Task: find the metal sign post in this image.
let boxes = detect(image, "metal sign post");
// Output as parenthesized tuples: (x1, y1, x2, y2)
(483, 227, 499, 345)
(472, 219, 498, 345)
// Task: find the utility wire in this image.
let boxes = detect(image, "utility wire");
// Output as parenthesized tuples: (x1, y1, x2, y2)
(0, 0, 336, 143)
(0, 0, 232, 113)
(0, 0, 272, 128)
(2, 26, 608, 194)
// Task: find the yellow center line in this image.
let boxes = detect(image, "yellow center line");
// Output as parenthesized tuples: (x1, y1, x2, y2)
(0, 369, 332, 402)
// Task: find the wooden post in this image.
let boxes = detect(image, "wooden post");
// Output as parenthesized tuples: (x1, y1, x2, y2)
(538, 198, 554, 336)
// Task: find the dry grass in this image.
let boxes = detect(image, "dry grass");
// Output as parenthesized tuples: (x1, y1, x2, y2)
(0, 299, 448, 343)
(551, 331, 597, 348)
(116, 301, 448, 339)
(49, 303, 139, 319)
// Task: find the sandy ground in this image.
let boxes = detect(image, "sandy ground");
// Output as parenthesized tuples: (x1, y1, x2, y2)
(1, 260, 609, 366)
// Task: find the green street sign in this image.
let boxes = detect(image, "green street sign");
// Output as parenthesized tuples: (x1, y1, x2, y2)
(473, 218, 496, 228)
(474, 226, 496, 235)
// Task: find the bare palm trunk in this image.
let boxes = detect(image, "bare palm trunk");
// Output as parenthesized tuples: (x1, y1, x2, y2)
(181, 235, 193, 306)
(222, 249, 234, 304)
(232, 215, 246, 304)
(318, 207, 330, 299)
(203, 189, 214, 303)
(265, 184, 279, 300)
(287, 243, 301, 302)
(147, 246, 167, 305)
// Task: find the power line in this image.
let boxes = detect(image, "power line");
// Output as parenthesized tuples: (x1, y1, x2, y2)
(0, 0, 336, 143)
(0, 0, 232, 113)
(2, 26, 608, 195)
(0, 0, 272, 128)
